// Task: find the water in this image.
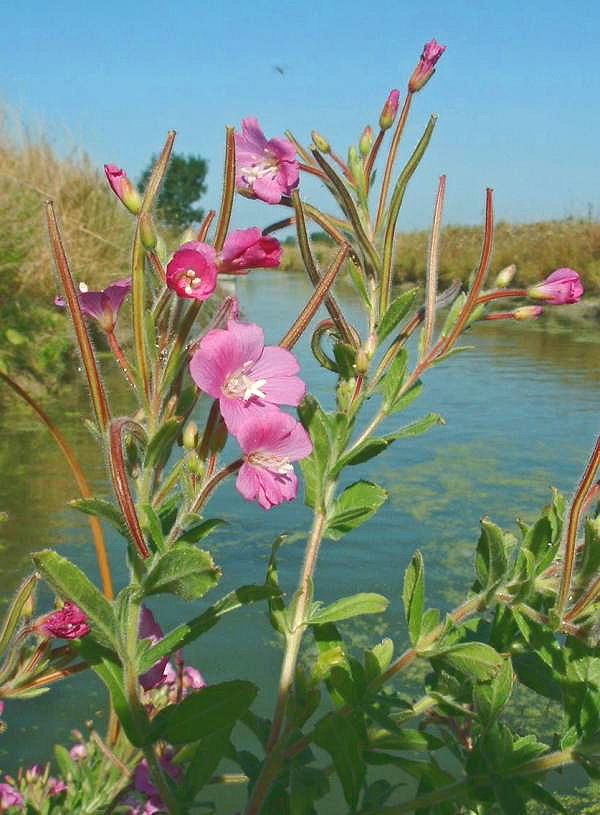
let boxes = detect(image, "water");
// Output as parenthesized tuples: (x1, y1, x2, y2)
(1, 271, 599, 805)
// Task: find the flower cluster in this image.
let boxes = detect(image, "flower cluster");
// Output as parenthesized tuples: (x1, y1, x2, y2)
(190, 307, 312, 510)
(165, 228, 281, 302)
(1, 765, 68, 812)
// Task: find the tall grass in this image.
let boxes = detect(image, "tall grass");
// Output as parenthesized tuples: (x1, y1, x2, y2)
(283, 218, 600, 294)
(0, 114, 131, 391)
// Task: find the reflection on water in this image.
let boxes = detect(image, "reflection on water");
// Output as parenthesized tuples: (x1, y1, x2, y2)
(1, 272, 599, 797)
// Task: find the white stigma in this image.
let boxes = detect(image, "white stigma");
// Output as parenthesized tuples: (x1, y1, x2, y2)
(223, 361, 267, 401)
(78, 282, 89, 293)
(249, 452, 293, 474)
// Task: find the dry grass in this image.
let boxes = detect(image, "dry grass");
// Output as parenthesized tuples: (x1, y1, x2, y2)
(282, 218, 600, 294)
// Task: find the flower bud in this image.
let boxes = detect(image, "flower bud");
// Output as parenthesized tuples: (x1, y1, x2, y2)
(494, 263, 517, 288)
(104, 165, 142, 214)
(355, 349, 369, 375)
(187, 451, 204, 477)
(36, 603, 90, 640)
(180, 227, 197, 244)
(183, 421, 199, 450)
(408, 39, 446, 93)
(359, 126, 373, 157)
(513, 306, 543, 321)
(527, 268, 583, 305)
(336, 379, 356, 412)
(139, 213, 157, 251)
(347, 146, 365, 194)
(379, 89, 400, 130)
(311, 131, 330, 153)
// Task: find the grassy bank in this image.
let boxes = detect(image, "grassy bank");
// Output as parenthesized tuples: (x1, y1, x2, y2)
(282, 218, 600, 293)
(0, 118, 131, 391)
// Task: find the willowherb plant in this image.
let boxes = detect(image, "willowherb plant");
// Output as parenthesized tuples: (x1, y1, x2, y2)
(1, 38, 599, 815)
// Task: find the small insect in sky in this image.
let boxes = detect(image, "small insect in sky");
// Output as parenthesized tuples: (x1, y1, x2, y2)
(273, 65, 287, 75)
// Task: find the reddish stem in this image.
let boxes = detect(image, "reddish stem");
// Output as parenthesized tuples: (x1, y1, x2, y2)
(364, 128, 385, 187)
(198, 209, 216, 242)
(107, 331, 137, 388)
(299, 162, 329, 181)
(476, 288, 528, 305)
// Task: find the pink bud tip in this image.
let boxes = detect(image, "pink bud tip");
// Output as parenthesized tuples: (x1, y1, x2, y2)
(104, 164, 142, 214)
(379, 89, 400, 130)
(513, 306, 543, 321)
(408, 39, 446, 93)
(527, 268, 583, 305)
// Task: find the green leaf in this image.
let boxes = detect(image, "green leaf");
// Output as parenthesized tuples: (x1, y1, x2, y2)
(150, 680, 257, 743)
(326, 481, 388, 541)
(333, 343, 357, 380)
(378, 290, 418, 343)
(403, 551, 424, 645)
(432, 642, 502, 680)
(475, 518, 509, 592)
(473, 657, 514, 726)
(70, 497, 130, 540)
(32, 550, 118, 647)
(516, 780, 567, 814)
(314, 714, 364, 809)
(140, 503, 165, 551)
(333, 414, 443, 475)
(176, 518, 226, 544)
(440, 291, 466, 339)
(143, 543, 221, 601)
(298, 395, 331, 509)
(365, 638, 394, 681)
(144, 418, 182, 469)
(140, 585, 279, 669)
(182, 726, 233, 798)
(308, 593, 389, 625)
(387, 381, 423, 416)
(382, 350, 407, 409)
(290, 766, 330, 815)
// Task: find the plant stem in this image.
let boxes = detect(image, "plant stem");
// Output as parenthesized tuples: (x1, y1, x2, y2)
(420, 175, 445, 361)
(107, 331, 137, 388)
(476, 288, 528, 305)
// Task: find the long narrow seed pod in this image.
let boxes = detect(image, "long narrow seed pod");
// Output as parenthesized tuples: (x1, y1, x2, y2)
(108, 419, 150, 559)
(46, 202, 111, 431)
(374, 91, 413, 232)
(213, 128, 236, 251)
(420, 175, 446, 360)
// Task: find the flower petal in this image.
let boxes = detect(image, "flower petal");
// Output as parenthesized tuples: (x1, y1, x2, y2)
(251, 347, 305, 405)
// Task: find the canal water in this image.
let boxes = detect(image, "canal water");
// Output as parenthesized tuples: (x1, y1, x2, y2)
(1, 270, 599, 807)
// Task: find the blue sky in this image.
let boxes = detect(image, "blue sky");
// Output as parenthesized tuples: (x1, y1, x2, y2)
(1, 0, 599, 232)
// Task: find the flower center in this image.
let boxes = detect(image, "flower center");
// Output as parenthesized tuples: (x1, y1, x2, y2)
(241, 152, 278, 184)
(248, 452, 293, 474)
(181, 268, 204, 296)
(223, 361, 267, 401)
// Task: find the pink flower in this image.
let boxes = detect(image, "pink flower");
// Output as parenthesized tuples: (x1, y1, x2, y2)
(69, 744, 87, 762)
(129, 751, 182, 812)
(37, 603, 90, 640)
(235, 118, 299, 204)
(408, 38, 446, 93)
(104, 165, 142, 214)
(220, 229, 282, 275)
(235, 412, 312, 510)
(48, 778, 67, 796)
(166, 242, 218, 301)
(55, 278, 131, 333)
(189, 317, 306, 434)
(0, 782, 23, 810)
(379, 89, 400, 130)
(527, 268, 583, 305)
(138, 608, 169, 691)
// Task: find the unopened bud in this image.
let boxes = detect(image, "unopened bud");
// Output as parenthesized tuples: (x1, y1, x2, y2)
(359, 126, 373, 157)
(495, 264, 517, 288)
(408, 39, 446, 93)
(336, 379, 356, 412)
(104, 165, 142, 214)
(379, 89, 400, 130)
(513, 306, 543, 321)
(311, 131, 330, 153)
(347, 146, 365, 194)
(187, 451, 204, 476)
(355, 349, 369, 375)
(139, 213, 157, 251)
(183, 421, 199, 450)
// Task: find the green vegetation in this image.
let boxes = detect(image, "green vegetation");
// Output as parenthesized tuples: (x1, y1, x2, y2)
(283, 217, 600, 293)
(139, 151, 208, 230)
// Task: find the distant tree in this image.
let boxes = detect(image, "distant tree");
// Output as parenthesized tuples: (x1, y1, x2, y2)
(283, 235, 297, 247)
(310, 230, 335, 246)
(139, 152, 208, 230)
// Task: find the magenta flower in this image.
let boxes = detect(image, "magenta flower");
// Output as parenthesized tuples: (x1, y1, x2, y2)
(166, 241, 218, 301)
(527, 268, 583, 305)
(0, 782, 23, 810)
(220, 229, 282, 275)
(55, 278, 131, 333)
(104, 164, 142, 214)
(37, 603, 90, 640)
(235, 118, 299, 204)
(235, 412, 312, 510)
(48, 778, 67, 797)
(138, 608, 169, 691)
(69, 744, 87, 762)
(408, 38, 446, 93)
(189, 317, 306, 434)
(379, 89, 400, 130)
